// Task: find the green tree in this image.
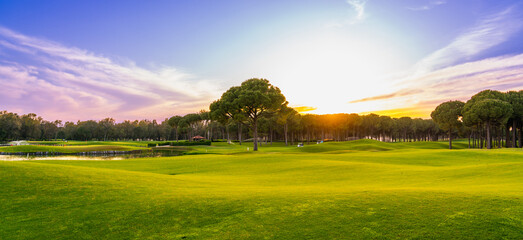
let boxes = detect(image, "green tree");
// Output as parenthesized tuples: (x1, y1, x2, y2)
(181, 113, 202, 141)
(463, 99, 512, 149)
(210, 78, 286, 151)
(396, 117, 413, 142)
(277, 105, 297, 146)
(20, 113, 42, 140)
(506, 91, 523, 148)
(168, 115, 182, 141)
(463, 90, 512, 149)
(99, 118, 115, 141)
(0, 111, 22, 141)
(431, 100, 464, 149)
(377, 116, 394, 142)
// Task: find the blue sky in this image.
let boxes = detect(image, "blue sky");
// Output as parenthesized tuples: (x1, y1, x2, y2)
(1, 0, 523, 121)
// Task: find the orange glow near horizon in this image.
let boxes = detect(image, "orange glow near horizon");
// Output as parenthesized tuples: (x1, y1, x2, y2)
(293, 106, 318, 113)
(294, 105, 432, 119)
(359, 108, 432, 119)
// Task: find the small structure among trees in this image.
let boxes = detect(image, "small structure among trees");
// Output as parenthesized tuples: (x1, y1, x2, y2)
(192, 135, 206, 141)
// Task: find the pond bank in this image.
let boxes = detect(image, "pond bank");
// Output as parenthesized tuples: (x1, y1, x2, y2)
(0, 155, 126, 161)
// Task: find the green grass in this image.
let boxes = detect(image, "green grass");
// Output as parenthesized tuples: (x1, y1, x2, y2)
(0, 144, 146, 153)
(1, 140, 522, 239)
(29, 140, 155, 147)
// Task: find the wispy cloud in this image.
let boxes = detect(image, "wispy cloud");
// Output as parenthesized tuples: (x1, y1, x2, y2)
(349, 89, 423, 103)
(350, 54, 523, 117)
(0, 26, 219, 121)
(407, 0, 446, 11)
(349, 5, 523, 117)
(325, 0, 367, 27)
(293, 106, 317, 113)
(414, 6, 523, 75)
(347, 0, 367, 22)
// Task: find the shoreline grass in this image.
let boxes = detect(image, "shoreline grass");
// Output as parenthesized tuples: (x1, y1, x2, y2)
(1, 140, 522, 239)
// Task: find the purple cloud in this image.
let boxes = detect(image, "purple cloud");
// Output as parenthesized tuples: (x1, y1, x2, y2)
(0, 27, 220, 121)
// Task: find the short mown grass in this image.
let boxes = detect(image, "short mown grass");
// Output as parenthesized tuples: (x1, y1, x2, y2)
(0, 144, 146, 153)
(1, 140, 521, 239)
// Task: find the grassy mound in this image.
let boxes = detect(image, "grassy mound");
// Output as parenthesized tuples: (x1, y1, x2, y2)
(1, 141, 521, 239)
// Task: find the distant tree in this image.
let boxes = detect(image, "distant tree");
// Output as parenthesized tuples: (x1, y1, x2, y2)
(40, 120, 59, 140)
(209, 100, 231, 142)
(301, 114, 315, 144)
(276, 105, 297, 146)
(396, 117, 413, 142)
(99, 118, 115, 141)
(210, 88, 248, 144)
(463, 90, 512, 149)
(463, 99, 512, 149)
(431, 100, 465, 149)
(362, 114, 380, 140)
(181, 113, 202, 141)
(199, 110, 211, 140)
(20, 113, 42, 140)
(377, 116, 394, 142)
(159, 118, 172, 140)
(0, 111, 21, 141)
(75, 120, 98, 140)
(506, 91, 523, 148)
(210, 78, 286, 151)
(167, 115, 182, 141)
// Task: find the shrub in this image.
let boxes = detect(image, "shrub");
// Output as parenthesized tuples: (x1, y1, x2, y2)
(147, 140, 211, 147)
(170, 140, 211, 146)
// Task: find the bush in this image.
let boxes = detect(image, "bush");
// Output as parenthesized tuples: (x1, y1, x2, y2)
(147, 142, 171, 147)
(147, 140, 211, 147)
(171, 140, 211, 146)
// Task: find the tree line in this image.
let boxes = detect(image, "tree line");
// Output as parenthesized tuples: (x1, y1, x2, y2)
(0, 111, 216, 142)
(208, 78, 446, 151)
(0, 108, 445, 145)
(2, 78, 521, 152)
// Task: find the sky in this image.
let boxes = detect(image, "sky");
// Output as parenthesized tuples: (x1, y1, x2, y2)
(1, 0, 523, 121)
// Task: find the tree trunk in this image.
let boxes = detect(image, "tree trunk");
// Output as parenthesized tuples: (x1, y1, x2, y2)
(518, 124, 523, 148)
(513, 121, 517, 148)
(226, 125, 230, 142)
(448, 130, 452, 149)
(284, 123, 288, 146)
(270, 128, 273, 145)
(486, 122, 492, 149)
(506, 124, 511, 148)
(238, 123, 242, 145)
(253, 119, 258, 151)
(480, 129, 484, 149)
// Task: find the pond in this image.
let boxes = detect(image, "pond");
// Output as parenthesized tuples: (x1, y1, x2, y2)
(0, 147, 190, 160)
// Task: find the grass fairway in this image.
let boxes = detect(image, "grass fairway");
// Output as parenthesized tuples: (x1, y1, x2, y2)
(1, 140, 522, 239)
(0, 141, 151, 154)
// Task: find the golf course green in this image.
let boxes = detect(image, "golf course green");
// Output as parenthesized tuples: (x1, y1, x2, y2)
(1, 140, 522, 239)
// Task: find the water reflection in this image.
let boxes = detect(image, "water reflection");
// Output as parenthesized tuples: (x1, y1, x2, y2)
(0, 147, 189, 161)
